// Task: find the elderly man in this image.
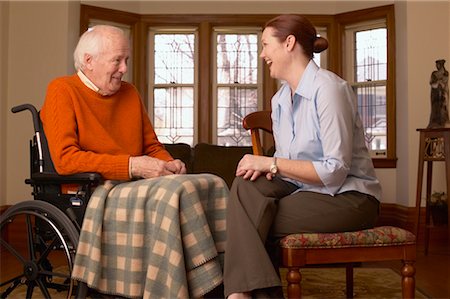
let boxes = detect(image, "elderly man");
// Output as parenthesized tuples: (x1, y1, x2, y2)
(41, 25, 227, 299)
(41, 25, 185, 179)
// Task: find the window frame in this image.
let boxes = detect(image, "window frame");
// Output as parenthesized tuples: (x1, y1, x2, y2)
(80, 4, 395, 168)
(336, 5, 396, 168)
(344, 20, 388, 158)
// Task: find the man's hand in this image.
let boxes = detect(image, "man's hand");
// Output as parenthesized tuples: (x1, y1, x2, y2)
(166, 159, 187, 174)
(130, 156, 186, 179)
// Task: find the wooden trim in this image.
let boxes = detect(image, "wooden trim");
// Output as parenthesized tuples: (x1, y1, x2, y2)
(373, 158, 397, 168)
(386, 6, 397, 162)
(134, 21, 147, 101)
(378, 203, 448, 246)
(1, 205, 29, 255)
(198, 21, 212, 143)
(1, 205, 12, 243)
(335, 5, 394, 25)
(377, 203, 411, 229)
(80, 4, 140, 29)
(0, 205, 10, 215)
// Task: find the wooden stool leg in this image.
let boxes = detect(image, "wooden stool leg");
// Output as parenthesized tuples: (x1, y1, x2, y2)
(345, 264, 354, 298)
(401, 261, 416, 299)
(286, 267, 302, 299)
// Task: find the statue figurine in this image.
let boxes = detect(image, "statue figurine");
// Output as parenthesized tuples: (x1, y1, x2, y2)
(428, 59, 450, 128)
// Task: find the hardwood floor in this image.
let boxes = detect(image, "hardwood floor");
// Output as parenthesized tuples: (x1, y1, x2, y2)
(1, 232, 449, 298)
(415, 245, 449, 299)
(363, 239, 449, 299)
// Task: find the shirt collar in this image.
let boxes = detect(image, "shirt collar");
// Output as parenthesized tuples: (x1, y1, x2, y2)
(77, 69, 100, 93)
(294, 60, 319, 100)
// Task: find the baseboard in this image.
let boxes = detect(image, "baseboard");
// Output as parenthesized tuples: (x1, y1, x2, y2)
(1, 204, 19, 245)
(1, 205, 12, 244)
(377, 203, 448, 246)
(0, 205, 10, 214)
(1, 202, 448, 248)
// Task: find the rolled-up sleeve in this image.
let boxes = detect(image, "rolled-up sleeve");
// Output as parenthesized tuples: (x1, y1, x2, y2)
(311, 80, 356, 195)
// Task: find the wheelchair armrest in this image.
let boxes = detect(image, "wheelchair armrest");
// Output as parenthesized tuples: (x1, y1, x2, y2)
(26, 172, 102, 185)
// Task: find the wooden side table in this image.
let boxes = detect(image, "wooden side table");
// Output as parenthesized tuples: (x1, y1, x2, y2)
(415, 128, 450, 254)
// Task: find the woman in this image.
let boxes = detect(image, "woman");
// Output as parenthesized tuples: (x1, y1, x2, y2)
(223, 14, 382, 298)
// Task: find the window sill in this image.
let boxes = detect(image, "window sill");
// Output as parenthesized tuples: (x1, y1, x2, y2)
(373, 158, 397, 168)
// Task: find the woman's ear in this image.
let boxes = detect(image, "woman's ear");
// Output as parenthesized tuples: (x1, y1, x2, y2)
(285, 35, 296, 52)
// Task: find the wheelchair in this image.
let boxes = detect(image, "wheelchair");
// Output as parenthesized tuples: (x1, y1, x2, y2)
(0, 104, 101, 298)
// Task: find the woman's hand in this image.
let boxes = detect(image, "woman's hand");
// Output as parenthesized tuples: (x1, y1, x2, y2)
(236, 154, 323, 185)
(130, 156, 185, 179)
(236, 154, 273, 181)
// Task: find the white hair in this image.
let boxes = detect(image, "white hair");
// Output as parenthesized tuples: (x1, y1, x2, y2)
(73, 25, 126, 71)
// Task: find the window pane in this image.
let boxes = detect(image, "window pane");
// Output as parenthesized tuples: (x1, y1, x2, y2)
(153, 87, 194, 145)
(312, 50, 321, 67)
(355, 28, 387, 82)
(217, 34, 258, 84)
(356, 84, 387, 153)
(151, 32, 196, 145)
(217, 87, 258, 146)
(154, 34, 195, 84)
(215, 32, 260, 146)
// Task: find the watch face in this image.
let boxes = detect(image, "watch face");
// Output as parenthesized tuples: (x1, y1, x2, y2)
(270, 164, 278, 174)
(270, 157, 278, 174)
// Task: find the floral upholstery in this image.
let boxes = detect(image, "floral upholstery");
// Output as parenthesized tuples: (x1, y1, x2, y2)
(280, 226, 416, 249)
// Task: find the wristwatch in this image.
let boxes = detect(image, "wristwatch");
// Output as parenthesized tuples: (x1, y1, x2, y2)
(270, 157, 278, 175)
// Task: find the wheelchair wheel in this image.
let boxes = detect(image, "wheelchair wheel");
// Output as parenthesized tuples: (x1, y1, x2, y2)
(0, 200, 80, 298)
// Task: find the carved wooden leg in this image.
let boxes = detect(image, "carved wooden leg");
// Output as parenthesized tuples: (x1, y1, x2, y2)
(286, 267, 302, 299)
(401, 260, 416, 299)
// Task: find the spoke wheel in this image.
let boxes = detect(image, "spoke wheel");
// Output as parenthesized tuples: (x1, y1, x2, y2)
(1, 200, 80, 299)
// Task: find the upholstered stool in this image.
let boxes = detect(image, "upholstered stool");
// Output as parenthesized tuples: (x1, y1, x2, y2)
(279, 226, 417, 298)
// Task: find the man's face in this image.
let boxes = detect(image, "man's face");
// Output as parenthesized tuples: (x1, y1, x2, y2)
(84, 34, 130, 96)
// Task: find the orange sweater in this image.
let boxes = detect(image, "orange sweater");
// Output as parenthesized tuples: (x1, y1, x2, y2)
(41, 74, 173, 180)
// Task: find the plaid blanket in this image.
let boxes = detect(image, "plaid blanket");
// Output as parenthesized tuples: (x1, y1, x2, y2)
(72, 173, 228, 298)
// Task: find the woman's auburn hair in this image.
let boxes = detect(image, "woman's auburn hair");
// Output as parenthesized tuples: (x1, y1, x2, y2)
(265, 14, 328, 59)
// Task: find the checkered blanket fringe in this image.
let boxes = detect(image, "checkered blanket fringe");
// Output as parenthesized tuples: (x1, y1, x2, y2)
(72, 173, 229, 298)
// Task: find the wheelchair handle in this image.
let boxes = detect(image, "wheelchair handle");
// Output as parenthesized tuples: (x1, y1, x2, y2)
(12, 104, 44, 172)
(11, 104, 40, 133)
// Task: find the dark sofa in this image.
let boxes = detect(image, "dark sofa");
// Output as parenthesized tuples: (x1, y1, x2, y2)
(164, 143, 253, 188)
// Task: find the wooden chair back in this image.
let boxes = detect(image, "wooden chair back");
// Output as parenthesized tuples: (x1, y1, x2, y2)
(242, 110, 272, 156)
